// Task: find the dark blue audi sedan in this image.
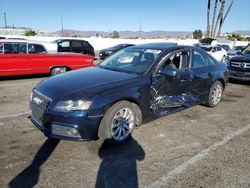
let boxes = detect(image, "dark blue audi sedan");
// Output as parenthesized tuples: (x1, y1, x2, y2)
(29, 43, 228, 143)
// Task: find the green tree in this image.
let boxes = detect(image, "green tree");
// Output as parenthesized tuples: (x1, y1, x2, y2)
(228, 33, 245, 41)
(193, 29, 203, 39)
(112, 31, 120, 38)
(24, 29, 37, 36)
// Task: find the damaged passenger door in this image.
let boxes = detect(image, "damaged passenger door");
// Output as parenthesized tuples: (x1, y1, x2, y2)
(151, 48, 195, 115)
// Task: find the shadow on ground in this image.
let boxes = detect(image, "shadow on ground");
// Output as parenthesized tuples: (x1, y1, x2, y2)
(8, 139, 59, 188)
(0, 74, 48, 81)
(95, 138, 145, 188)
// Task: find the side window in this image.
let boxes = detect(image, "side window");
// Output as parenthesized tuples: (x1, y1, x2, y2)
(208, 56, 217, 65)
(28, 44, 46, 54)
(161, 50, 190, 70)
(18, 43, 27, 53)
(59, 41, 70, 48)
(71, 41, 82, 47)
(0, 43, 3, 54)
(192, 50, 208, 68)
(3, 43, 26, 54)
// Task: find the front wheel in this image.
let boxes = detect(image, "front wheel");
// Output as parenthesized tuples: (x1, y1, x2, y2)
(205, 81, 223, 107)
(98, 101, 138, 144)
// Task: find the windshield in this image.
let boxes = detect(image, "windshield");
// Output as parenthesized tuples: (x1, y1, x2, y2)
(234, 46, 245, 51)
(200, 46, 212, 52)
(243, 46, 250, 55)
(98, 48, 162, 75)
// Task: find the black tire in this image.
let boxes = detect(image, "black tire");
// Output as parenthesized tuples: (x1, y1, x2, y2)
(98, 101, 140, 144)
(205, 81, 223, 107)
(51, 67, 67, 76)
(221, 55, 226, 62)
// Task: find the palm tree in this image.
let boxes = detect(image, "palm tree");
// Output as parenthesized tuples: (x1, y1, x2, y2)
(211, 0, 219, 37)
(212, 0, 225, 37)
(206, 0, 211, 37)
(217, 0, 235, 37)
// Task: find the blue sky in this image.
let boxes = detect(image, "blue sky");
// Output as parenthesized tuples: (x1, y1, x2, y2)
(0, 0, 249, 32)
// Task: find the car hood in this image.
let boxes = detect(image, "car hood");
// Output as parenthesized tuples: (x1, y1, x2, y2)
(100, 47, 116, 52)
(35, 67, 140, 101)
(231, 54, 250, 62)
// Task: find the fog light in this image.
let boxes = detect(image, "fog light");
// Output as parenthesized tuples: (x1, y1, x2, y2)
(52, 124, 81, 138)
(66, 128, 80, 137)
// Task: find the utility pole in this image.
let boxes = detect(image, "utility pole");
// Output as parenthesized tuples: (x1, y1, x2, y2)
(4, 12, 7, 28)
(139, 23, 142, 38)
(61, 17, 64, 37)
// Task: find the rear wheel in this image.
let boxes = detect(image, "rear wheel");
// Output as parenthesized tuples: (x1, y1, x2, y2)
(51, 67, 67, 76)
(205, 81, 223, 107)
(98, 101, 139, 144)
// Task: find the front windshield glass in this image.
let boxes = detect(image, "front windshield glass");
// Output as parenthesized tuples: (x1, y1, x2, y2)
(98, 48, 162, 75)
(243, 46, 250, 55)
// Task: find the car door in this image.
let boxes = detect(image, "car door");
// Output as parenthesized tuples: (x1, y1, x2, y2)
(27, 43, 49, 74)
(190, 48, 214, 102)
(0, 42, 30, 76)
(151, 48, 195, 114)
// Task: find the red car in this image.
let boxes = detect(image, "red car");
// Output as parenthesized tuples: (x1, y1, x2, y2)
(0, 40, 95, 76)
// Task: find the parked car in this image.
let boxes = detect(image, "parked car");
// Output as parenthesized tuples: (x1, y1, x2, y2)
(0, 40, 94, 76)
(227, 46, 246, 59)
(99, 44, 135, 59)
(218, 44, 231, 51)
(199, 37, 232, 48)
(200, 45, 227, 62)
(29, 43, 228, 144)
(54, 39, 95, 57)
(228, 45, 250, 81)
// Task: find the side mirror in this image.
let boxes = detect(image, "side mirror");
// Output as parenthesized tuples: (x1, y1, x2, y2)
(159, 67, 177, 77)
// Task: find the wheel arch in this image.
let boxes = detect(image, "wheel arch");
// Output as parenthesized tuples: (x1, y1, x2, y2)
(216, 78, 225, 90)
(100, 97, 143, 127)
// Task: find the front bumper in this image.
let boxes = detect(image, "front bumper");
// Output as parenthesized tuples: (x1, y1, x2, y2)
(29, 111, 103, 141)
(229, 70, 250, 81)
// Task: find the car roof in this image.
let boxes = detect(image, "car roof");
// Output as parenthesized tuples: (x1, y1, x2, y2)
(130, 42, 181, 51)
(0, 39, 55, 45)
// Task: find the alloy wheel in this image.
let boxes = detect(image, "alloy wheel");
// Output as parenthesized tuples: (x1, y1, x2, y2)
(111, 107, 135, 141)
(211, 84, 223, 105)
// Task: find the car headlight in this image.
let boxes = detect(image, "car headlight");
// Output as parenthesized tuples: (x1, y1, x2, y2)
(54, 100, 92, 112)
(106, 51, 113, 55)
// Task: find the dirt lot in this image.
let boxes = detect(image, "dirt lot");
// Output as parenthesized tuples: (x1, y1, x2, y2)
(0, 74, 250, 188)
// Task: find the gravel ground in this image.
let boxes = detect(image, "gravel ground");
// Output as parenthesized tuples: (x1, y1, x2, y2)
(0, 75, 250, 188)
